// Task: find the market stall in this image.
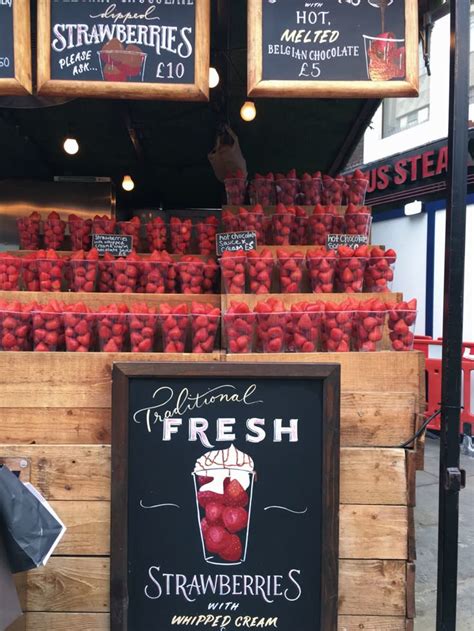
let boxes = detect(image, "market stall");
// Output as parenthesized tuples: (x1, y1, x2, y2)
(2, 1, 464, 630)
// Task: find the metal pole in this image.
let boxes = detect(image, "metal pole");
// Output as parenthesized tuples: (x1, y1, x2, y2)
(436, 0, 470, 628)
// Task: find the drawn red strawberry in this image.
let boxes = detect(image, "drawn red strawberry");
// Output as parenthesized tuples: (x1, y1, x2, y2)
(222, 506, 248, 533)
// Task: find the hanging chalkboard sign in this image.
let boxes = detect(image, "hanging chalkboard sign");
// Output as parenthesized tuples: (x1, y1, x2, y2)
(37, 0, 210, 100)
(248, 0, 418, 98)
(0, 0, 32, 95)
(111, 362, 340, 631)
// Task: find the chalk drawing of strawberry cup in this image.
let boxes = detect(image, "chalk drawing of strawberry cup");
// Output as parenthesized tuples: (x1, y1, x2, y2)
(364, 33, 406, 81)
(193, 445, 255, 566)
(98, 38, 147, 82)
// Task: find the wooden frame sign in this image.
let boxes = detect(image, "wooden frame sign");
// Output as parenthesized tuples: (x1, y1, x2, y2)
(0, 0, 32, 95)
(37, 0, 210, 100)
(248, 0, 419, 98)
(111, 362, 340, 630)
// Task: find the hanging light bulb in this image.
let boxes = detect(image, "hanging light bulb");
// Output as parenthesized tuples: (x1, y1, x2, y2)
(209, 67, 220, 89)
(122, 175, 135, 192)
(63, 137, 79, 155)
(240, 101, 256, 122)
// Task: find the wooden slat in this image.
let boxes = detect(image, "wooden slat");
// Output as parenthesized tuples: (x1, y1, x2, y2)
(339, 560, 407, 617)
(406, 563, 416, 619)
(0, 446, 110, 501)
(0, 409, 111, 444)
(341, 393, 416, 447)
(23, 558, 109, 613)
(0, 445, 406, 505)
(49, 501, 408, 558)
(51, 502, 109, 556)
(0, 352, 424, 409)
(0, 353, 222, 408)
(341, 448, 407, 505)
(10, 613, 109, 631)
(340, 506, 408, 559)
(18, 557, 406, 617)
(0, 392, 416, 447)
(226, 352, 425, 398)
(0, 291, 220, 309)
(338, 616, 407, 630)
(221, 292, 402, 310)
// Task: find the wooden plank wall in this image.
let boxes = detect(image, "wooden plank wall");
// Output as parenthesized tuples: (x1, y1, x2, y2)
(1, 351, 425, 631)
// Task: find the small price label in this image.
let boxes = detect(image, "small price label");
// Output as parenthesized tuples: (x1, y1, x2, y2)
(92, 234, 133, 257)
(326, 234, 369, 250)
(216, 231, 257, 256)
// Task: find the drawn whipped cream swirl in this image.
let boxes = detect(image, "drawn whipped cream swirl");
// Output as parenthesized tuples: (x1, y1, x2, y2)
(194, 444, 254, 493)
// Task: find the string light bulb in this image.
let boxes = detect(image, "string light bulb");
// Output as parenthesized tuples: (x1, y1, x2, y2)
(122, 175, 135, 192)
(240, 101, 256, 122)
(209, 67, 220, 88)
(63, 137, 79, 155)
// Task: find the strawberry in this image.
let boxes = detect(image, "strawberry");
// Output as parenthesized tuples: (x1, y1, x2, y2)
(277, 248, 305, 294)
(223, 479, 248, 507)
(353, 298, 386, 352)
(196, 216, 218, 256)
(203, 258, 219, 294)
(36, 249, 65, 292)
(198, 491, 225, 508)
(386, 299, 417, 351)
(254, 297, 288, 353)
(96, 303, 129, 352)
(64, 302, 96, 352)
(287, 301, 323, 352)
(145, 217, 167, 252)
(118, 217, 141, 251)
(70, 248, 99, 293)
(321, 300, 356, 352)
(344, 205, 373, 238)
(0, 254, 22, 291)
(17, 213, 42, 250)
(128, 303, 158, 353)
(190, 302, 220, 354)
(363, 247, 397, 293)
(222, 210, 240, 233)
(300, 172, 322, 205)
(138, 250, 168, 294)
(204, 525, 231, 555)
(92, 215, 116, 235)
(197, 475, 214, 487)
(306, 247, 337, 293)
(159, 303, 189, 353)
(32, 300, 65, 351)
(0, 301, 33, 351)
(344, 171, 369, 205)
(219, 534, 243, 562)
(43, 211, 66, 250)
(321, 175, 345, 205)
(336, 246, 368, 293)
(247, 248, 274, 294)
(205, 502, 225, 526)
(225, 174, 247, 206)
(222, 506, 248, 533)
(223, 301, 255, 353)
(97, 252, 115, 293)
(68, 215, 93, 251)
(177, 255, 206, 295)
(220, 250, 246, 294)
(237, 205, 265, 242)
(170, 217, 192, 255)
(112, 252, 141, 293)
(251, 173, 276, 206)
(276, 170, 301, 205)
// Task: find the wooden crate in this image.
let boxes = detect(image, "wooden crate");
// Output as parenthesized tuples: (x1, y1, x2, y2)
(0, 350, 423, 631)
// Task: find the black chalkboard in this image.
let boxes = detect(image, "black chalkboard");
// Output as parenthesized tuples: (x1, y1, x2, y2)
(91, 234, 133, 257)
(327, 233, 369, 250)
(216, 231, 257, 256)
(111, 363, 340, 631)
(49, 0, 196, 84)
(262, 0, 406, 83)
(0, 2, 14, 80)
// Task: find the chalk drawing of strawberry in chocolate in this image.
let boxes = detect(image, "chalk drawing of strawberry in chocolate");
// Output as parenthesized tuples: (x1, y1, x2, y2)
(364, 0, 406, 81)
(98, 38, 147, 82)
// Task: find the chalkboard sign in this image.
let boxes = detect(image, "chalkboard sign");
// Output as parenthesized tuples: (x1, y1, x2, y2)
(91, 234, 133, 257)
(248, 0, 418, 98)
(37, 0, 210, 100)
(111, 363, 340, 631)
(216, 231, 257, 256)
(0, 0, 32, 95)
(327, 233, 369, 250)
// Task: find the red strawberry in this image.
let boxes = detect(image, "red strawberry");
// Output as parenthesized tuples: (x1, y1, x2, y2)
(247, 248, 274, 295)
(159, 303, 189, 353)
(43, 211, 66, 250)
(204, 526, 231, 554)
(177, 255, 206, 295)
(276, 171, 301, 205)
(69, 215, 92, 251)
(220, 250, 246, 294)
(197, 475, 214, 487)
(190, 302, 220, 354)
(277, 248, 305, 294)
(251, 173, 276, 206)
(223, 479, 248, 507)
(145, 217, 167, 252)
(196, 216, 218, 256)
(222, 506, 248, 533)
(92, 215, 116, 235)
(225, 175, 247, 206)
(170, 217, 192, 255)
(198, 491, 225, 508)
(118, 217, 141, 251)
(205, 502, 225, 525)
(219, 534, 243, 562)
(300, 173, 322, 205)
(97, 303, 129, 352)
(17, 213, 42, 250)
(223, 301, 255, 353)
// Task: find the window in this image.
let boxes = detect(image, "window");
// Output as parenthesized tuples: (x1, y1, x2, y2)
(382, 47, 430, 138)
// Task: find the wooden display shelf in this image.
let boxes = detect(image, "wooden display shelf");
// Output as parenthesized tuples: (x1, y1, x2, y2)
(221, 292, 402, 309)
(1, 350, 423, 631)
(0, 291, 220, 309)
